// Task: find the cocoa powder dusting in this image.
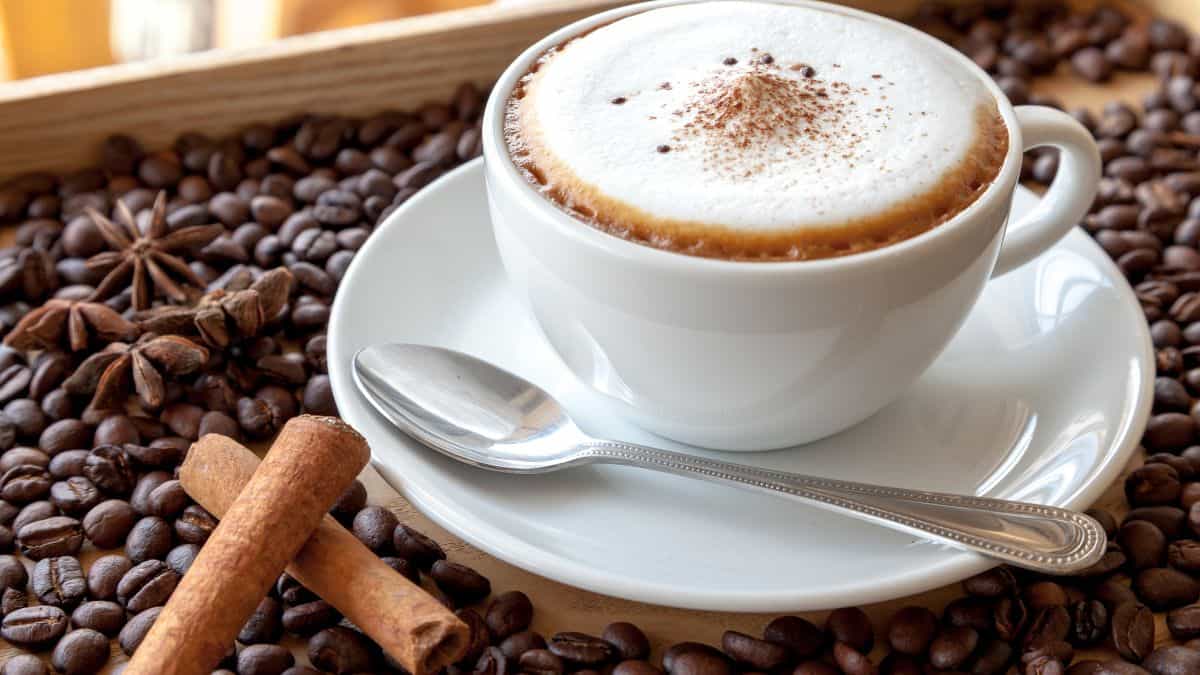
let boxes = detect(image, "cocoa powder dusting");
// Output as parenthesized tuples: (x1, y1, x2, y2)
(670, 59, 861, 178)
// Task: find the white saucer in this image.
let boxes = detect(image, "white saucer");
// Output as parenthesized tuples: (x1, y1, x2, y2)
(327, 159, 1153, 612)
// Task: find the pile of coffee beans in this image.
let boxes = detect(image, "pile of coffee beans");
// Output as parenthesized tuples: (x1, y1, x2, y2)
(0, 0, 1196, 673)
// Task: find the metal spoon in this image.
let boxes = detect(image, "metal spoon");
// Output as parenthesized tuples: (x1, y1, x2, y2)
(352, 343, 1106, 574)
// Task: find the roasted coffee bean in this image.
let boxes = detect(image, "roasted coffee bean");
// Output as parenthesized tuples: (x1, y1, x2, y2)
(125, 439, 183, 468)
(92, 414, 139, 446)
(238, 643, 296, 675)
(82, 498, 136, 548)
(0, 654, 46, 675)
(721, 630, 789, 670)
(886, 605, 937, 655)
(302, 374, 336, 415)
(1142, 645, 1200, 675)
(1127, 463, 1183, 504)
(928, 625, 979, 670)
(1070, 599, 1108, 646)
(479, 590, 532, 640)
(964, 566, 1019, 597)
(165, 543, 199, 576)
(117, 559, 178, 612)
(5, 401, 44, 441)
(12, 500, 56, 532)
(1112, 602, 1155, 662)
(1134, 567, 1200, 610)
(328, 479, 365, 524)
(430, 559, 491, 606)
(944, 596, 995, 632)
(603, 621, 650, 661)
(1182, 482, 1200, 510)
(663, 643, 725, 673)
(282, 599, 340, 635)
(174, 503, 217, 544)
(17, 515, 82, 559)
(83, 444, 134, 496)
(1169, 539, 1200, 572)
(830, 642, 875, 675)
(548, 631, 617, 665)
(308, 626, 377, 673)
(52, 627, 110, 674)
(826, 606, 872, 652)
(350, 505, 396, 553)
(500, 629, 548, 661)
(389, 527, 443, 575)
(0, 448, 47, 474)
(1025, 581, 1070, 609)
(0, 464, 50, 503)
(71, 600, 125, 636)
(144, 478, 187, 518)
(48, 476, 100, 516)
(160, 402, 203, 440)
(520, 649, 566, 675)
(197, 409, 239, 439)
(667, 649, 731, 675)
(32, 555, 84, 607)
(39, 419, 90, 455)
(125, 515, 173, 562)
(762, 615, 823, 659)
(1119, 520, 1168, 569)
(1126, 506, 1188, 539)
(2, 605, 68, 646)
(1167, 602, 1200, 639)
(86, 553, 131, 600)
(119, 606, 162, 655)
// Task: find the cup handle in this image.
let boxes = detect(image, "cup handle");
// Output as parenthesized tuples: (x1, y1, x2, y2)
(991, 105, 1102, 278)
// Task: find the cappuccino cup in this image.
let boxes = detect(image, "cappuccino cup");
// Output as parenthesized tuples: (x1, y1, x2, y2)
(482, 0, 1101, 451)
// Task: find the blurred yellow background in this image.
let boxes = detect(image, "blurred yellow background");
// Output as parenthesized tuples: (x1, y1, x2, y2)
(0, 0, 489, 81)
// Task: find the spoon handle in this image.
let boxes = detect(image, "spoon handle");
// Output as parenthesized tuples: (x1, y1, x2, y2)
(582, 441, 1106, 574)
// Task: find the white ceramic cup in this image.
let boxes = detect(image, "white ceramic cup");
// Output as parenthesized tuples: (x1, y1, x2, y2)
(481, 0, 1101, 451)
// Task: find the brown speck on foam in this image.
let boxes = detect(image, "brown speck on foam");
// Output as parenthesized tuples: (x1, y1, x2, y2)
(871, 74, 882, 79)
(657, 144, 672, 153)
(723, 57, 738, 65)
(611, 96, 627, 105)
(659, 82, 672, 90)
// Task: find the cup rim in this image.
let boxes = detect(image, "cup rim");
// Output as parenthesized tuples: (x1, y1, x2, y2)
(481, 0, 1025, 277)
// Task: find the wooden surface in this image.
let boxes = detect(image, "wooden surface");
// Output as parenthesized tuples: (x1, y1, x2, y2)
(0, 0, 1196, 670)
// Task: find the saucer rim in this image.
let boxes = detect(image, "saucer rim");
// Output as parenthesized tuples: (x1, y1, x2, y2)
(328, 158, 1153, 611)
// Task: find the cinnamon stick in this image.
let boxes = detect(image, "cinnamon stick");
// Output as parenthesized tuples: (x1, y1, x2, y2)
(177, 432, 469, 675)
(125, 415, 370, 675)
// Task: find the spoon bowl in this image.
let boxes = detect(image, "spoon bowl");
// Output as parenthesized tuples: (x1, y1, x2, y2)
(353, 344, 589, 472)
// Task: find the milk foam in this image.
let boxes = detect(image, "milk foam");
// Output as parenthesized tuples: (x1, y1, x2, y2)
(510, 1, 1002, 237)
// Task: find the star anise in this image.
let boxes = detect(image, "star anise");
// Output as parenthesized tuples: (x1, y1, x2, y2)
(4, 298, 140, 352)
(134, 267, 293, 348)
(85, 191, 223, 311)
(62, 333, 209, 412)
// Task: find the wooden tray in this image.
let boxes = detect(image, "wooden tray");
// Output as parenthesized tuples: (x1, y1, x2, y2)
(0, 0, 1197, 670)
